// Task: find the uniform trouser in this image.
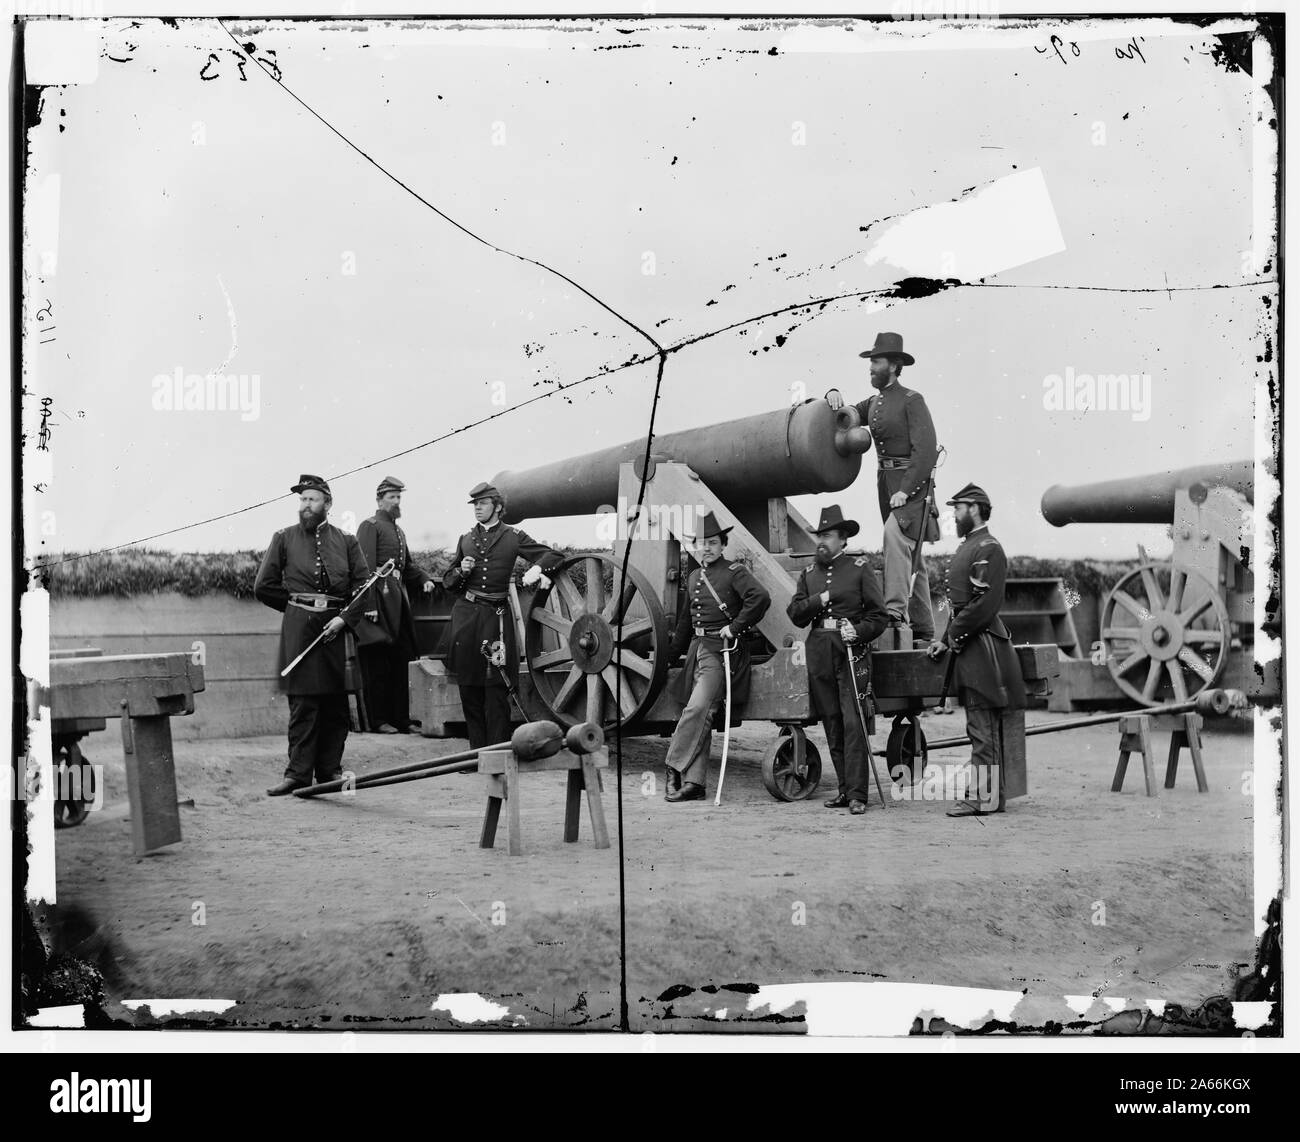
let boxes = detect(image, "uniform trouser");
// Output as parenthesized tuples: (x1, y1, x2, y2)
(882, 513, 935, 640)
(963, 700, 1009, 811)
(286, 693, 351, 785)
(459, 684, 512, 750)
(665, 642, 726, 787)
(808, 633, 872, 802)
(359, 641, 413, 729)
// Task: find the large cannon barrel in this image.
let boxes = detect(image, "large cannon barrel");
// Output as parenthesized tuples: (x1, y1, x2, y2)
(1040, 461, 1254, 526)
(494, 400, 870, 522)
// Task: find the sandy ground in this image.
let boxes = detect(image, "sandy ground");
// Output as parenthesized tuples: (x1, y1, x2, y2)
(39, 708, 1258, 1032)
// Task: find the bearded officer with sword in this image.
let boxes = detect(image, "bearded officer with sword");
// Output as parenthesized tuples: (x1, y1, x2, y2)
(255, 474, 375, 797)
(787, 506, 891, 815)
(662, 512, 771, 804)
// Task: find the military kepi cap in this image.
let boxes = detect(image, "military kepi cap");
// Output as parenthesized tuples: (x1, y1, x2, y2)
(810, 504, 860, 538)
(376, 475, 405, 496)
(291, 474, 332, 496)
(468, 481, 501, 503)
(946, 482, 992, 510)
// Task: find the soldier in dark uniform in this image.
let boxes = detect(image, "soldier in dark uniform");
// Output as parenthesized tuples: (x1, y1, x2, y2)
(825, 332, 939, 642)
(787, 506, 890, 815)
(356, 475, 434, 734)
(255, 475, 372, 796)
(442, 482, 563, 749)
(663, 512, 771, 802)
(926, 483, 1027, 816)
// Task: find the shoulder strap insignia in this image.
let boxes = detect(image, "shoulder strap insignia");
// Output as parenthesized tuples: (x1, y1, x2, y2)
(854, 556, 868, 567)
(729, 561, 744, 571)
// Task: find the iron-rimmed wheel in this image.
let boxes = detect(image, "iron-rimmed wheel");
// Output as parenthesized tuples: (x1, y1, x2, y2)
(1101, 562, 1230, 706)
(524, 552, 670, 731)
(761, 725, 822, 802)
(53, 742, 92, 829)
(886, 714, 927, 789)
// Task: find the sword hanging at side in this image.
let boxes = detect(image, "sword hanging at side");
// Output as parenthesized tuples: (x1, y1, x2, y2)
(281, 558, 396, 678)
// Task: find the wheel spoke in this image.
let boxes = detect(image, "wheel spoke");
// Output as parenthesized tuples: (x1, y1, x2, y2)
(602, 579, 637, 624)
(552, 664, 584, 711)
(1102, 626, 1143, 641)
(1177, 646, 1215, 683)
(614, 618, 654, 643)
(1141, 659, 1162, 702)
(1138, 565, 1165, 610)
(586, 672, 604, 725)
(585, 557, 606, 613)
(1115, 646, 1150, 675)
(1178, 594, 1214, 624)
(600, 665, 640, 721)
(1184, 628, 1225, 644)
(1112, 590, 1152, 623)
(614, 646, 655, 680)
(554, 570, 586, 616)
(532, 646, 574, 670)
(1166, 659, 1189, 703)
(1167, 567, 1187, 614)
(530, 608, 572, 645)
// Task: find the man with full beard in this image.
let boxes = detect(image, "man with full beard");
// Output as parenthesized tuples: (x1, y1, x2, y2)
(787, 506, 890, 815)
(824, 333, 940, 644)
(255, 475, 371, 796)
(926, 483, 1026, 816)
(356, 476, 434, 734)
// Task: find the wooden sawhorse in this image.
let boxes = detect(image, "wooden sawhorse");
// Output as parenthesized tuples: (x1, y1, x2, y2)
(1111, 712, 1209, 797)
(478, 746, 610, 856)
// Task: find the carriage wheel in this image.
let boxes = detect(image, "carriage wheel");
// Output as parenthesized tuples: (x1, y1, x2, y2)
(524, 552, 670, 731)
(761, 725, 822, 802)
(53, 742, 92, 829)
(886, 714, 927, 789)
(1100, 562, 1231, 706)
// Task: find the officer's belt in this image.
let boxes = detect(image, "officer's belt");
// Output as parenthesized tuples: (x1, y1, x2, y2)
(877, 456, 910, 470)
(693, 626, 728, 638)
(464, 588, 508, 606)
(289, 593, 343, 611)
(815, 618, 842, 631)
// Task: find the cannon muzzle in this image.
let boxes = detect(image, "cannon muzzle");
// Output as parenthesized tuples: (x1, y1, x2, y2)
(1040, 461, 1254, 526)
(494, 400, 871, 523)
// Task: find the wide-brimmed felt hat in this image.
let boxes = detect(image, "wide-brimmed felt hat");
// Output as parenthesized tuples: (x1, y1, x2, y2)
(687, 511, 733, 541)
(810, 504, 860, 538)
(291, 474, 331, 496)
(945, 482, 992, 510)
(858, 331, 915, 365)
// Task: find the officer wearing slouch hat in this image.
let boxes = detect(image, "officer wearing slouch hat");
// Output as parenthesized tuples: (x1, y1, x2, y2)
(825, 332, 940, 642)
(926, 482, 1026, 816)
(442, 481, 563, 748)
(787, 505, 890, 815)
(662, 512, 771, 803)
(356, 475, 434, 734)
(255, 474, 371, 796)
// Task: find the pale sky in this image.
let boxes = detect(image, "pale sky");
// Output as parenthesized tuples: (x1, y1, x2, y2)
(22, 15, 1276, 564)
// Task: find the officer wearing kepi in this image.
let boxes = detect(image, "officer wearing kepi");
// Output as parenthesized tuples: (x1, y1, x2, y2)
(255, 474, 371, 796)
(787, 505, 890, 815)
(442, 482, 563, 749)
(356, 475, 434, 734)
(926, 483, 1026, 816)
(663, 512, 771, 803)
(825, 333, 940, 644)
